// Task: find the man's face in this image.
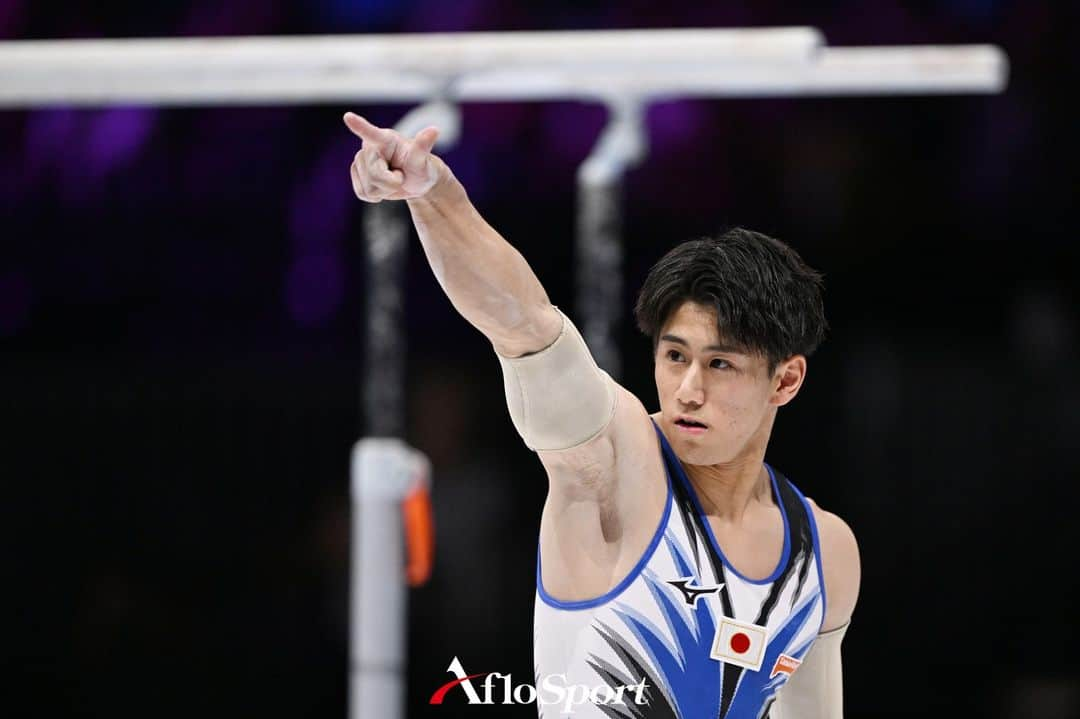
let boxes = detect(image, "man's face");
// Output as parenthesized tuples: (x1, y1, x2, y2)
(653, 301, 783, 466)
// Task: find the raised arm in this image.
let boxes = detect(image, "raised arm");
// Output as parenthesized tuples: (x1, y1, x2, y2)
(345, 112, 626, 457)
(344, 112, 560, 357)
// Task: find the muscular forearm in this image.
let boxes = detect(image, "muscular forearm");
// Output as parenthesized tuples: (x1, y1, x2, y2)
(406, 159, 560, 356)
(345, 113, 614, 455)
(345, 111, 560, 355)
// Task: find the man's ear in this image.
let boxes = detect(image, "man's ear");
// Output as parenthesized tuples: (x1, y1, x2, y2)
(771, 355, 807, 407)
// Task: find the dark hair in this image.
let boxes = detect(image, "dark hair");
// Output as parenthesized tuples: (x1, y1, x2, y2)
(634, 228, 827, 374)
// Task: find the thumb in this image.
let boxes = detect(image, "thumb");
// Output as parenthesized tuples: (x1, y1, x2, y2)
(412, 126, 440, 155)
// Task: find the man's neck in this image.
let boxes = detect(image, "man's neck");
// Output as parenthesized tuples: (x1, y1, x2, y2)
(684, 457, 771, 523)
(682, 417, 774, 523)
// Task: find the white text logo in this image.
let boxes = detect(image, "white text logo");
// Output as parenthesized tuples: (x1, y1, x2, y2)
(430, 657, 649, 714)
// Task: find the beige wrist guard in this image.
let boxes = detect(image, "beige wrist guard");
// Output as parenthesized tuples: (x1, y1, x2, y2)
(496, 308, 617, 452)
(771, 622, 849, 719)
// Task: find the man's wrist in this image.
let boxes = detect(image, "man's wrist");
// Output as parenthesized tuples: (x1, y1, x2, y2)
(409, 156, 464, 208)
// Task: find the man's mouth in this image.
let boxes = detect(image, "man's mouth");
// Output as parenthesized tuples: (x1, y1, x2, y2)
(674, 417, 708, 434)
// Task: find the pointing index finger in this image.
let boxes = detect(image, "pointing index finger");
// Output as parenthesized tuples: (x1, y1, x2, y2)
(343, 112, 393, 145)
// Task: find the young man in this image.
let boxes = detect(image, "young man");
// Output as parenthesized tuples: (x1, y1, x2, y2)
(345, 113, 860, 718)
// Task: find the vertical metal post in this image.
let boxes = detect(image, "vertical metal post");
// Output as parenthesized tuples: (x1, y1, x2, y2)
(575, 98, 646, 381)
(350, 101, 460, 719)
(362, 203, 410, 438)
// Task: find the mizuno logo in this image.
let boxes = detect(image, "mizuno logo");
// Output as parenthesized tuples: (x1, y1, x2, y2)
(666, 578, 723, 606)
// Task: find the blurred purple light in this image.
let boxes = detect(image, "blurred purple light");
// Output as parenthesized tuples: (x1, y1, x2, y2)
(23, 108, 104, 207)
(24, 108, 79, 182)
(285, 254, 345, 328)
(22, 108, 155, 207)
(406, 0, 487, 32)
(0, 156, 18, 205)
(288, 138, 354, 252)
(180, 0, 282, 36)
(320, 0, 408, 29)
(830, 1, 925, 45)
(284, 137, 357, 327)
(440, 146, 485, 202)
(0, 271, 32, 336)
(0, 0, 24, 37)
(647, 101, 707, 155)
(540, 102, 606, 164)
(86, 107, 158, 179)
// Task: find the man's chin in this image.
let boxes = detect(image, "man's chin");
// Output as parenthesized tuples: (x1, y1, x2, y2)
(669, 435, 723, 465)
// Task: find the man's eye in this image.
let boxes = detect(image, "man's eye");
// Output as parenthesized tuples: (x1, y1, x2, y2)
(710, 358, 731, 369)
(666, 350, 683, 362)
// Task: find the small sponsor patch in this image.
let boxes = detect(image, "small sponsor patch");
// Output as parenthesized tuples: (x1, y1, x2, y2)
(770, 653, 802, 679)
(711, 616, 767, 672)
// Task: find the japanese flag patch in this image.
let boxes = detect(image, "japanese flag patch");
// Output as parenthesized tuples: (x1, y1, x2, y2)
(711, 616, 768, 672)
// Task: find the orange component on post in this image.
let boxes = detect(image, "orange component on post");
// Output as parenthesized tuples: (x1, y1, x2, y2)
(402, 485, 434, 587)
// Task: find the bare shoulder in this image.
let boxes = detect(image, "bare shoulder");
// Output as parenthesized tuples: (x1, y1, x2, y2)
(806, 498, 861, 632)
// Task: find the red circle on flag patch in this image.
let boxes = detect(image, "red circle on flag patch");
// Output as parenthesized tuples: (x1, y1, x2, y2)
(730, 632, 751, 654)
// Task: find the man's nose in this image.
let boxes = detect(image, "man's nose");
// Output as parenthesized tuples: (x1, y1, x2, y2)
(676, 364, 705, 407)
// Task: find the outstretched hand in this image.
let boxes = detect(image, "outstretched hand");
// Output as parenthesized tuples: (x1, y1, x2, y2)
(344, 112, 442, 202)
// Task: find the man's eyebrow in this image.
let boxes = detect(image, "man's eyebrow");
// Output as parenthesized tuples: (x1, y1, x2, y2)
(659, 334, 747, 354)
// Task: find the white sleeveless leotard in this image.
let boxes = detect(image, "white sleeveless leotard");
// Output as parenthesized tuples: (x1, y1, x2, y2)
(534, 421, 826, 718)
